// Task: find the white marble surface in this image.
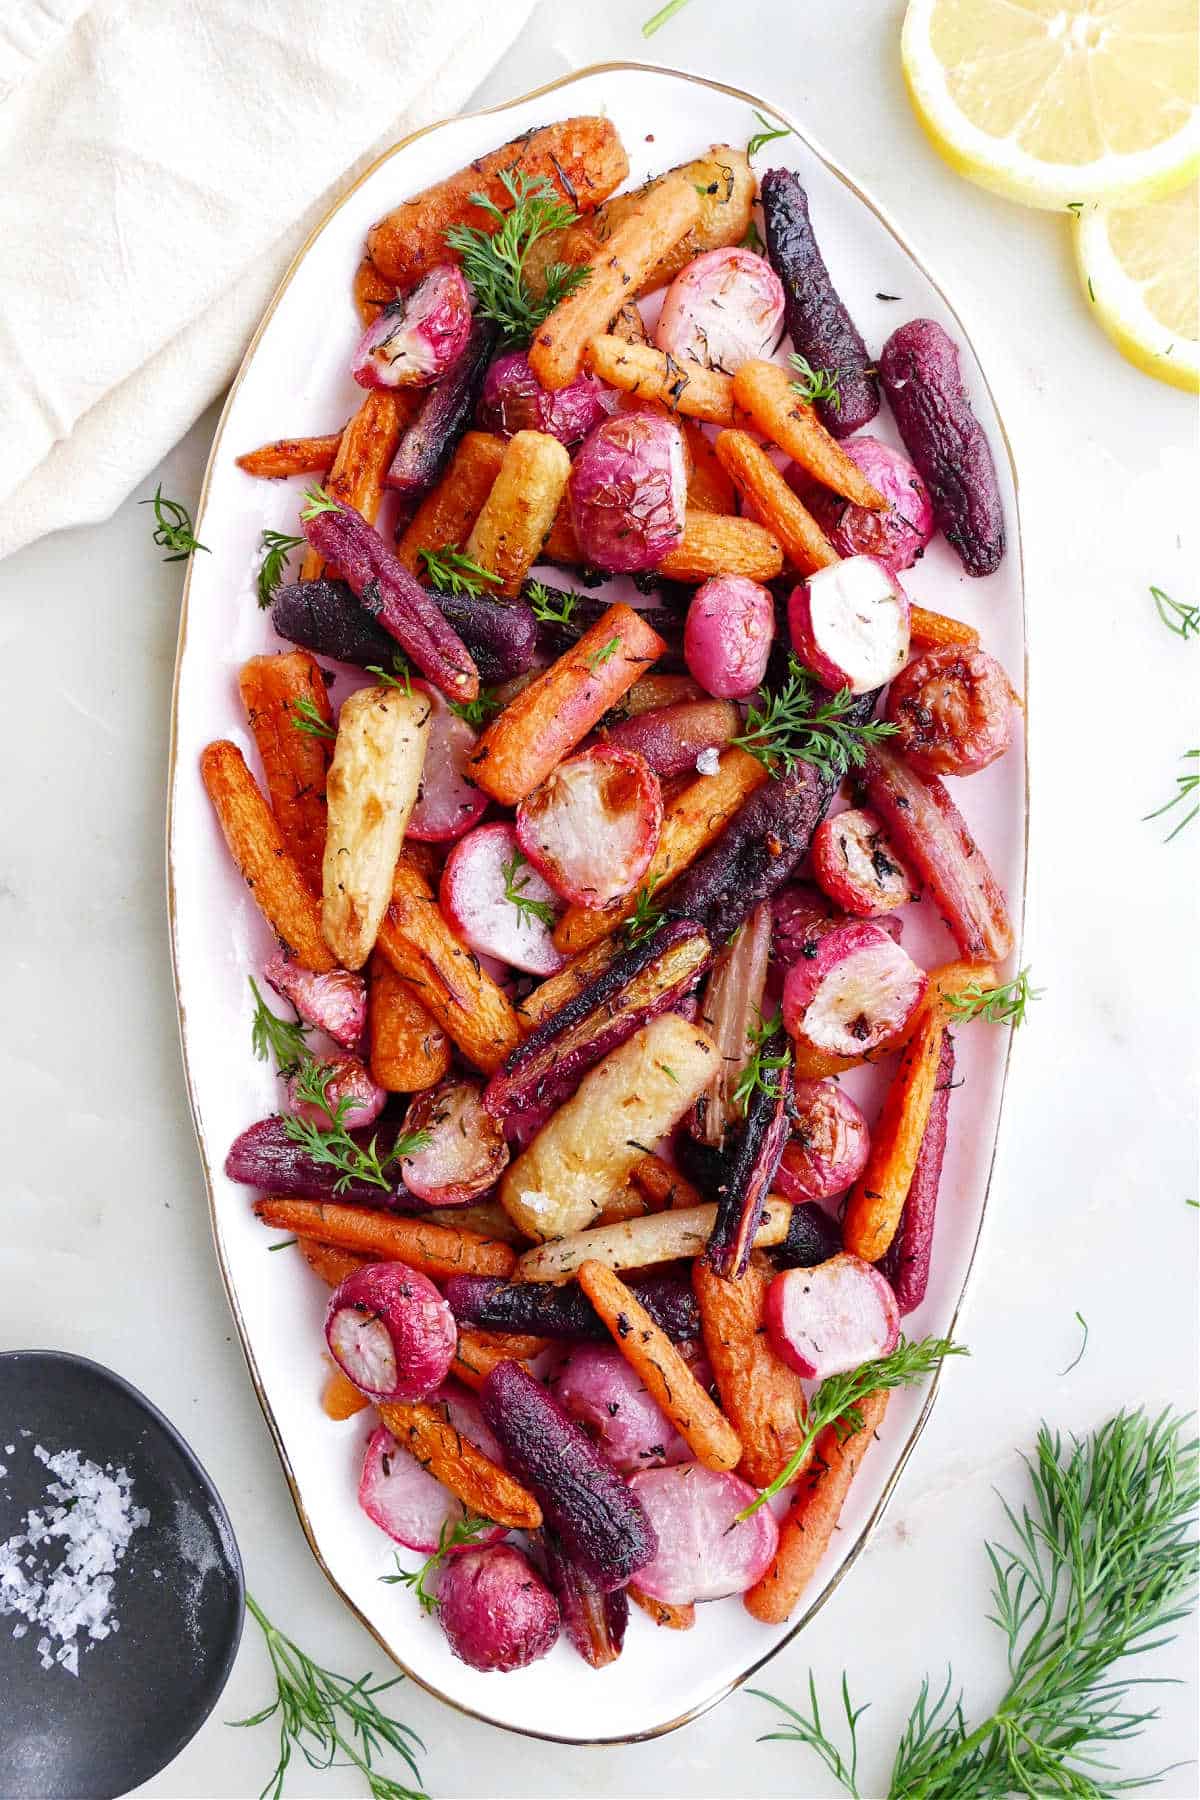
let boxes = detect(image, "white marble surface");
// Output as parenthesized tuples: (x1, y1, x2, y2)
(1, 2, 1196, 1795)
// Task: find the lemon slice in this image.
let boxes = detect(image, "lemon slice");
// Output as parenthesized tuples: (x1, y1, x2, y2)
(902, 0, 1200, 210)
(1075, 180, 1199, 388)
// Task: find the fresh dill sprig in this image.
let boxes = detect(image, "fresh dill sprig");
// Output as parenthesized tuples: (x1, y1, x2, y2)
(299, 483, 341, 521)
(586, 635, 621, 672)
(1059, 1310, 1089, 1376)
(248, 977, 309, 1077)
(379, 1515, 495, 1614)
(234, 1592, 427, 1800)
(282, 1061, 430, 1194)
(642, 0, 693, 36)
(623, 877, 667, 948)
(417, 545, 502, 601)
(789, 352, 842, 413)
(1150, 586, 1199, 640)
(738, 1336, 967, 1519)
(500, 848, 557, 931)
(448, 686, 505, 729)
(733, 658, 898, 779)
(444, 171, 588, 343)
(731, 1007, 791, 1117)
(256, 528, 305, 608)
(142, 485, 209, 563)
(752, 1673, 869, 1797)
(526, 580, 579, 628)
(947, 965, 1042, 1029)
(1144, 748, 1199, 841)
(747, 108, 792, 157)
(289, 695, 337, 741)
(367, 655, 414, 697)
(751, 1407, 1199, 1800)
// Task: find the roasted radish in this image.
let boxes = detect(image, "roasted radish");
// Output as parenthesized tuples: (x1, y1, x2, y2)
(654, 247, 785, 374)
(553, 1343, 692, 1474)
(884, 646, 1018, 777)
(436, 1543, 560, 1672)
(262, 952, 367, 1050)
(325, 1263, 456, 1402)
(776, 1079, 871, 1203)
(765, 1254, 899, 1381)
(810, 807, 920, 916)
(440, 821, 564, 976)
(684, 575, 775, 699)
(568, 414, 687, 573)
(352, 265, 473, 390)
(478, 351, 609, 447)
(407, 686, 489, 842)
(288, 1055, 386, 1131)
(358, 1396, 506, 1553)
(782, 920, 926, 1059)
(399, 1080, 509, 1206)
(600, 698, 738, 777)
(788, 556, 910, 696)
(515, 746, 663, 908)
(627, 1464, 778, 1604)
(786, 437, 933, 576)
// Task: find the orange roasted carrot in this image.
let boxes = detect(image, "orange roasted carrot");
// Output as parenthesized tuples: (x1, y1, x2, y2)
(236, 430, 343, 480)
(684, 420, 737, 515)
(910, 604, 981, 650)
(378, 894, 523, 1076)
(321, 1366, 370, 1420)
(628, 1586, 695, 1630)
(467, 603, 666, 807)
(577, 1260, 742, 1474)
(657, 510, 783, 583)
(541, 493, 583, 566)
(516, 936, 619, 1031)
(553, 746, 768, 954)
(630, 1154, 705, 1213)
(377, 1398, 543, 1530)
(733, 361, 886, 510)
(200, 741, 334, 972)
(842, 1009, 945, 1262)
(367, 950, 451, 1092)
(299, 388, 414, 580)
(714, 429, 839, 573)
(238, 651, 333, 892)
(353, 255, 396, 325)
(253, 1199, 517, 1280)
(451, 1327, 549, 1392)
(584, 334, 735, 425)
(298, 1238, 371, 1286)
(395, 432, 506, 573)
(694, 1255, 810, 1491)
(744, 1391, 888, 1624)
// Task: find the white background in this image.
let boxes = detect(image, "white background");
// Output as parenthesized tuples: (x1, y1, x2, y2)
(1, 1, 1196, 1796)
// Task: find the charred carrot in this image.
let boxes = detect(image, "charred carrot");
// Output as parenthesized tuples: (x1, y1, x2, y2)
(367, 950, 451, 1093)
(693, 1255, 810, 1490)
(252, 1198, 517, 1280)
(299, 389, 415, 579)
(714, 429, 839, 573)
(238, 651, 333, 892)
(909, 603, 981, 650)
(237, 431, 343, 480)
(321, 1366, 370, 1419)
(376, 1397, 543, 1531)
(628, 1586, 695, 1630)
(395, 431, 506, 573)
(450, 1327, 549, 1392)
(843, 1009, 945, 1263)
(732, 361, 887, 510)
(629, 1154, 705, 1213)
(298, 1238, 371, 1286)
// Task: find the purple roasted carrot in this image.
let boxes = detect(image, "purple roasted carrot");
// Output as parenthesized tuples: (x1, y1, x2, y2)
(225, 1115, 408, 1205)
(704, 1032, 792, 1278)
(431, 589, 538, 683)
(300, 498, 479, 701)
(480, 1361, 657, 1592)
(879, 1031, 954, 1313)
(387, 318, 498, 499)
(773, 1199, 843, 1271)
(529, 586, 686, 672)
(601, 698, 739, 777)
(539, 1526, 628, 1667)
(272, 579, 396, 669)
(444, 1265, 700, 1345)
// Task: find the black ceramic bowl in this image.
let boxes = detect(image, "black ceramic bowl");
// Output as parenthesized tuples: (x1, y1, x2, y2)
(0, 1351, 244, 1799)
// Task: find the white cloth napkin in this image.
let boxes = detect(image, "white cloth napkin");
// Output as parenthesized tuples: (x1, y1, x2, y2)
(0, 0, 537, 560)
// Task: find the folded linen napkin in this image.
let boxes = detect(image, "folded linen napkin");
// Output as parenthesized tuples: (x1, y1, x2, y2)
(0, 0, 536, 560)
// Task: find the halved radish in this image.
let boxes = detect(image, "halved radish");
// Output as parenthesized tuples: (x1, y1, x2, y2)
(765, 1254, 899, 1381)
(810, 807, 921, 917)
(553, 1343, 694, 1474)
(399, 1079, 509, 1206)
(358, 1390, 508, 1553)
(782, 920, 926, 1058)
(515, 746, 662, 909)
(788, 555, 910, 695)
(326, 1263, 456, 1402)
(626, 1464, 778, 1605)
(263, 952, 366, 1050)
(407, 685, 489, 843)
(776, 1078, 871, 1203)
(287, 1055, 386, 1130)
(440, 821, 564, 977)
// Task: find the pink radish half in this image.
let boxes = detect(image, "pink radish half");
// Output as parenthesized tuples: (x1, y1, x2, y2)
(627, 1464, 778, 1604)
(765, 1253, 900, 1380)
(358, 1389, 507, 1553)
(776, 1078, 871, 1203)
(407, 686, 489, 842)
(400, 1079, 509, 1206)
(263, 952, 366, 1050)
(287, 1055, 386, 1131)
(782, 919, 926, 1058)
(553, 1344, 694, 1474)
(515, 746, 662, 908)
(326, 1263, 456, 1402)
(811, 807, 921, 917)
(655, 247, 785, 374)
(440, 821, 564, 976)
(788, 555, 910, 695)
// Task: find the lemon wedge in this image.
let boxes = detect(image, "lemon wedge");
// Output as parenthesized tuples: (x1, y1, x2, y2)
(901, 0, 1200, 210)
(1075, 181, 1199, 389)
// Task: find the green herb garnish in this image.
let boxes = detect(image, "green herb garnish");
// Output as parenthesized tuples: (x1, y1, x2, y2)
(1144, 749, 1199, 841)
(281, 1062, 431, 1194)
(299, 483, 342, 521)
(623, 877, 666, 948)
(248, 977, 310, 1077)
(380, 1515, 496, 1614)
(366, 655, 414, 697)
(741, 217, 765, 254)
(234, 1592, 427, 1800)
(256, 529, 305, 608)
(266, 1237, 298, 1253)
(448, 686, 505, 729)
(417, 545, 501, 600)
(947, 965, 1041, 1029)
(642, 0, 693, 36)
(289, 695, 337, 741)
(444, 172, 588, 343)
(730, 1007, 791, 1118)
(733, 657, 898, 779)
(1059, 1310, 1089, 1376)
(526, 580, 579, 628)
(586, 635, 621, 672)
(789, 352, 842, 412)
(142, 485, 209, 562)
(747, 109, 792, 157)
(1151, 586, 1199, 640)
(501, 848, 557, 931)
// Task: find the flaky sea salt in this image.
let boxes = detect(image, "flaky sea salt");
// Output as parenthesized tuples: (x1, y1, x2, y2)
(695, 746, 720, 776)
(0, 1441, 149, 1676)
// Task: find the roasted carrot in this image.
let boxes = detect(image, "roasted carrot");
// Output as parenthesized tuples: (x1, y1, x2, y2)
(299, 389, 414, 579)
(553, 746, 768, 954)
(657, 510, 783, 583)
(236, 430, 343, 480)
(353, 254, 396, 325)
(541, 494, 583, 566)
(714, 429, 839, 573)
(585, 334, 736, 425)
(376, 1398, 543, 1531)
(515, 936, 619, 1031)
(594, 1187, 653, 1227)
(367, 950, 451, 1092)
(590, 147, 754, 293)
(298, 1238, 370, 1286)
(321, 1366, 370, 1420)
(621, 673, 705, 716)
(467, 603, 666, 806)
(693, 1255, 810, 1491)
(732, 361, 887, 510)
(377, 893, 523, 1076)
(451, 1327, 549, 1392)
(842, 1009, 945, 1262)
(238, 651, 333, 892)
(463, 430, 571, 596)
(910, 604, 981, 650)
(200, 740, 334, 972)
(630, 1154, 705, 1213)
(578, 1260, 742, 1473)
(743, 1391, 889, 1624)
(253, 1199, 517, 1280)
(628, 1586, 695, 1630)
(395, 431, 506, 573)
(684, 420, 737, 515)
